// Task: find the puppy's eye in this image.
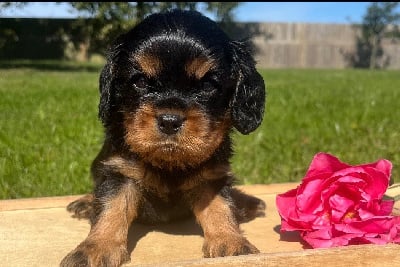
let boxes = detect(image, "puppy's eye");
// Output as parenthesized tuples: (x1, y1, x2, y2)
(201, 74, 220, 92)
(131, 74, 148, 89)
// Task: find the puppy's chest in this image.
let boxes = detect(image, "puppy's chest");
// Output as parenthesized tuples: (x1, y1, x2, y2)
(138, 169, 203, 195)
(137, 187, 192, 224)
(102, 156, 207, 191)
(137, 162, 232, 193)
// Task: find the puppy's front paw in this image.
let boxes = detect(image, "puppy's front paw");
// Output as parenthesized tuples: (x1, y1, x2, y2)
(202, 234, 260, 258)
(60, 241, 130, 267)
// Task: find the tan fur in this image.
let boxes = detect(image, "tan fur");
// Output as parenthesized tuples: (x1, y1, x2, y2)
(185, 57, 216, 79)
(124, 104, 231, 170)
(102, 156, 169, 194)
(134, 53, 162, 77)
(61, 182, 140, 266)
(102, 157, 146, 181)
(102, 156, 233, 193)
(193, 191, 259, 257)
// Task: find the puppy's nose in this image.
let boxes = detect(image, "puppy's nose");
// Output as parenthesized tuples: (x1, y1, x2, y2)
(157, 114, 185, 135)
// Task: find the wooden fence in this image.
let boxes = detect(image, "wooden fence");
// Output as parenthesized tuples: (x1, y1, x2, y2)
(1, 18, 399, 69)
(234, 22, 400, 69)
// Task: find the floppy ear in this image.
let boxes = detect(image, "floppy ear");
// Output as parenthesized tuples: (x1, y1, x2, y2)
(98, 34, 127, 126)
(230, 40, 266, 135)
(98, 62, 113, 126)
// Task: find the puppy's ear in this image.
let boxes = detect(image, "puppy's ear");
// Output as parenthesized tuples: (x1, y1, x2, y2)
(98, 62, 113, 125)
(98, 34, 127, 126)
(230, 40, 266, 135)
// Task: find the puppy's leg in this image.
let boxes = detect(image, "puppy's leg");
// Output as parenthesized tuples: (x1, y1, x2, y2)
(191, 187, 260, 258)
(231, 188, 266, 223)
(61, 179, 140, 267)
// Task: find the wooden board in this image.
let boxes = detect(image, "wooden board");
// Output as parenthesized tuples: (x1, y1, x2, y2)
(1, 183, 399, 267)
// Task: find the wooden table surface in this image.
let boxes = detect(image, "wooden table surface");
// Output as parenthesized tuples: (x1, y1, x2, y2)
(1, 183, 399, 267)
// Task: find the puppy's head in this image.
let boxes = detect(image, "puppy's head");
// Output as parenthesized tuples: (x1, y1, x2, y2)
(99, 10, 265, 169)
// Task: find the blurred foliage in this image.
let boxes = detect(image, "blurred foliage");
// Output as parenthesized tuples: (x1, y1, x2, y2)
(0, 2, 249, 61)
(0, 18, 74, 60)
(68, 2, 240, 58)
(0, 2, 240, 60)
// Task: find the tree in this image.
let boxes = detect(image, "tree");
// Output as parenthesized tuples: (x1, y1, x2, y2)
(345, 2, 400, 69)
(0, 2, 27, 12)
(67, 2, 241, 59)
(365, 2, 400, 69)
(0, 2, 241, 60)
(67, 2, 138, 60)
(0, 2, 27, 51)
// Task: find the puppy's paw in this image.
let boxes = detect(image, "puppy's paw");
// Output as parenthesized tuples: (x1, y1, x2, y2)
(202, 234, 260, 258)
(250, 198, 266, 218)
(60, 240, 130, 267)
(231, 189, 267, 223)
(66, 194, 94, 220)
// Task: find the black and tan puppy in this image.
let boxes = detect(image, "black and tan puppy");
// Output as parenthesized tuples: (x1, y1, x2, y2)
(61, 9, 266, 267)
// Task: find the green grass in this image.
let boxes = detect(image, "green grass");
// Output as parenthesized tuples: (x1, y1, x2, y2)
(1, 61, 399, 199)
(232, 68, 400, 185)
(0, 61, 103, 198)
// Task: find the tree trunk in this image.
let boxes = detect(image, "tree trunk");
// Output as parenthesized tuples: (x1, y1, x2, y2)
(369, 35, 378, 69)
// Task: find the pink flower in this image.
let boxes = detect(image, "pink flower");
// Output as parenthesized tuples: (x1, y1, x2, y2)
(276, 152, 400, 248)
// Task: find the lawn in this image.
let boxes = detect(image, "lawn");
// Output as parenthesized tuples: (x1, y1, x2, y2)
(1, 61, 399, 199)
(233, 68, 400, 185)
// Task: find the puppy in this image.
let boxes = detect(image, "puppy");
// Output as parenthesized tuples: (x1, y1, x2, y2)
(61, 9, 266, 267)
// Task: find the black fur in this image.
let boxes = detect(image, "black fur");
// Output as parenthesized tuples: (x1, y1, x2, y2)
(99, 9, 265, 136)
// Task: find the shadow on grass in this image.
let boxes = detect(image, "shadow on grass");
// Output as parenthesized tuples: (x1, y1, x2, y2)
(0, 60, 103, 72)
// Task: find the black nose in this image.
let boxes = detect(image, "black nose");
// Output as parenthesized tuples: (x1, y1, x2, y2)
(157, 114, 185, 135)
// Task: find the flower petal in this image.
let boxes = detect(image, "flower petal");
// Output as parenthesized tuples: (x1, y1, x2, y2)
(296, 178, 327, 213)
(329, 194, 355, 222)
(305, 153, 350, 178)
(276, 188, 297, 221)
(380, 200, 395, 216)
(302, 228, 363, 248)
(348, 216, 398, 234)
(360, 159, 392, 179)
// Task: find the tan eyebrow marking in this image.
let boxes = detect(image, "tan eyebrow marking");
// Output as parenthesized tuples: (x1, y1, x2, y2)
(134, 53, 162, 77)
(185, 57, 216, 79)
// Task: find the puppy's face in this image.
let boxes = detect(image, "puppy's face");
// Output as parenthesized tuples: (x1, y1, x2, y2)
(99, 10, 266, 170)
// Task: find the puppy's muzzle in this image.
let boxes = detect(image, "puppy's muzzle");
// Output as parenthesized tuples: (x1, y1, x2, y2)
(157, 113, 186, 135)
